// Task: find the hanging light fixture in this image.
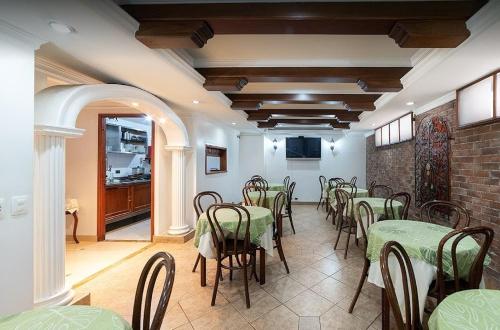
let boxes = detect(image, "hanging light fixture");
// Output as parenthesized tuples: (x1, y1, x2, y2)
(273, 138, 278, 150)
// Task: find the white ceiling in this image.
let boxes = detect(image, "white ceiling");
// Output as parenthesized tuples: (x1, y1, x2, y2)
(2, 0, 500, 134)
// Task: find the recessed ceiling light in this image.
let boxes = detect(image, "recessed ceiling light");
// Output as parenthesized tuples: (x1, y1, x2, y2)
(131, 102, 139, 107)
(48, 20, 76, 34)
(372, 123, 376, 127)
(159, 118, 166, 124)
(192, 100, 200, 104)
(406, 101, 415, 106)
(231, 122, 236, 125)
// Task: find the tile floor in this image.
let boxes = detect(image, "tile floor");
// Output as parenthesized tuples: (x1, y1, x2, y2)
(72, 205, 404, 329)
(106, 218, 151, 241)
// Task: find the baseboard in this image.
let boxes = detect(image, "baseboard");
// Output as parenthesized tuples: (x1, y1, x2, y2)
(66, 235, 97, 242)
(153, 229, 195, 244)
(71, 292, 91, 306)
(291, 201, 316, 205)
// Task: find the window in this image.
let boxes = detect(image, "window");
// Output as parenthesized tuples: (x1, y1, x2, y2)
(205, 145, 227, 174)
(375, 128, 382, 147)
(375, 112, 413, 148)
(457, 70, 498, 127)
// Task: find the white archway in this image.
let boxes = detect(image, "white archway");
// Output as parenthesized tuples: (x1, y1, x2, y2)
(33, 84, 190, 307)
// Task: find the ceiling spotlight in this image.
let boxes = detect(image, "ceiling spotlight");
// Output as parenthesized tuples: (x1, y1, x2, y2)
(372, 123, 376, 127)
(231, 122, 236, 125)
(48, 21, 76, 34)
(131, 102, 139, 107)
(406, 101, 415, 106)
(159, 118, 166, 124)
(192, 100, 200, 104)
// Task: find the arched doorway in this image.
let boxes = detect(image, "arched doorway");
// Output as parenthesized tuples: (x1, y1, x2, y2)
(33, 84, 190, 307)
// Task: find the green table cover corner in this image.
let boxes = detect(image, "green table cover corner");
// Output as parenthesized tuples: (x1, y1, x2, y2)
(328, 188, 369, 203)
(246, 190, 280, 209)
(267, 183, 285, 191)
(0, 306, 131, 330)
(351, 197, 402, 219)
(428, 289, 500, 330)
(194, 206, 274, 248)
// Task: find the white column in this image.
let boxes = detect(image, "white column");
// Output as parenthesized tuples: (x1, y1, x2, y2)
(33, 126, 83, 307)
(165, 146, 191, 235)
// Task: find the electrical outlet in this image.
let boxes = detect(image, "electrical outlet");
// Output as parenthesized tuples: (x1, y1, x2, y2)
(0, 198, 4, 217)
(11, 195, 28, 216)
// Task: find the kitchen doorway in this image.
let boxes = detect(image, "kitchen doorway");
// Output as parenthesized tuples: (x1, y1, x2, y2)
(97, 114, 155, 241)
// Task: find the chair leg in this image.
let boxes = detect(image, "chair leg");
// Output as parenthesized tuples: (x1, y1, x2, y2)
(287, 206, 296, 234)
(211, 259, 222, 306)
(275, 236, 290, 274)
(242, 253, 250, 308)
(344, 217, 354, 259)
(192, 253, 201, 272)
(229, 255, 233, 281)
(348, 258, 370, 313)
(325, 208, 332, 221)
(334, 215, 344, 250)
(316, 197, 323, 210)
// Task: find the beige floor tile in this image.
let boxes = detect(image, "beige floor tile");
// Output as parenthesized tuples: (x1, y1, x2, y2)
(251, 305, 299, 330)
(311, 257, 345, 276)
(299, 316, 321, 330)
(285, 290, 333, 317)
(190, 304, 252, 330)
(310, 277, 356, 305)
(263, 276, 307, 303)
(161, 303, 190, 330)
(179, 289, 229, 322)
(332, 265, 365, 288)
(106, 218, 151, 241)
(231, 289, 281, 322)
(289, 267, 329, 288)
(320, 305, 371, 330)
(337, 293, 381, 324)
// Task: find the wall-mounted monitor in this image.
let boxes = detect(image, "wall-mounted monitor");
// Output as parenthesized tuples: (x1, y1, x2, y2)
(286, 136, 321, 159)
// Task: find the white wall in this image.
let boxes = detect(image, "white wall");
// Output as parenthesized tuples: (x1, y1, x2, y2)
(0, 34, 36, 313)
(239, 132, 367, 202)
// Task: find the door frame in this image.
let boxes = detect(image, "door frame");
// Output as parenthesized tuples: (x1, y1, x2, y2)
(97, 113, 156, 241)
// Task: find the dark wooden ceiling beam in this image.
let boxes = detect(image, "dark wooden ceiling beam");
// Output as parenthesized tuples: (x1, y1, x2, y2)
(246, 109, 362, 122)
(198, 67, 411, 92)
(122, 1, 486, 49)
(257, 119, 350, 129)
(228, 93, 381, 111)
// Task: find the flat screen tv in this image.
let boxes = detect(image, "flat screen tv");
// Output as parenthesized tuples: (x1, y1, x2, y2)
(286, 136, 321, 159)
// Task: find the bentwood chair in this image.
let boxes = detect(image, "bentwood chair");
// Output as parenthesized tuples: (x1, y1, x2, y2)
(282, 181, 296, 234)
(337, 182, 358, 197)
(192, 191, 223, 272)
(272, 191, 290, 273)
(333, 189, 356, 259)
(350, 176, 357, 185)
(368, 184, 393, 198)
(433, 226, 494, 304)
(242, 185, 266, 207)
(283, 176, 290, 192)
(383, 192, 411, 220)
(419, 200, 471, 229)
(349, 201, 375, 313)
(325, 177, 346, 218)
(317, 175, 327, 210)
(380, 241, 422, 330)
(132, 252, 175, 330)
(253, 177, 269, 190)
(251, 175, 263, 180)
(206, 204, 256, 308)
(368, 180, 376, 193)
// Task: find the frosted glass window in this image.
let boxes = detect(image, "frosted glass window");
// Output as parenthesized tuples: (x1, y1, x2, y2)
(381, 125, 390, 146)
(458, 76, 494, 127)
(399, 113, 413, 141)
(390, 121, 400, 144)
(375, 128, 382, 146)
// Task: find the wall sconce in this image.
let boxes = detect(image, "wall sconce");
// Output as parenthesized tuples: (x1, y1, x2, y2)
(329, 138, 335, 151)
(273, 139, 278, 150)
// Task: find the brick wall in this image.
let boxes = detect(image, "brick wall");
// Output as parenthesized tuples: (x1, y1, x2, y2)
(366, 100, 500, 288)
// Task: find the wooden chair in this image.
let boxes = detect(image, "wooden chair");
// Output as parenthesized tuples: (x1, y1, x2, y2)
(242, 185, 266, 206)
(350, 176, 357, 185)
(368, 184, 393, 198)
(380, 241, 422, 330)
(192, 191, 223, 272)
(206, 203, 257, 308)
(348, 201, 375, 313)
(333, 189, 356, 259)
(282, 181, 296, 234)
(433, 226, 494, 304)
(253, 178, 269, 190)
(283, 176, 290, 192)
(383, 192, 411, 220)
(337, 182, 358, 197)
(325, 178, 345, 221)
(317, 175, 327, 210)
(251, 175, 263, 180)
(272, 191, 290, 273)
(132, 251, 175, 330)
(368, 180, 376, 193)
(419, 200, 470, 229)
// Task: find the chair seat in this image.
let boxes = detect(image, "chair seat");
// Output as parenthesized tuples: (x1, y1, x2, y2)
(218, 239, 258, 256)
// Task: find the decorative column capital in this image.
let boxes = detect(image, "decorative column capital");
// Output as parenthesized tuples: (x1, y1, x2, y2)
(164, 145, 191, 152)
(35, 125, 85, 138)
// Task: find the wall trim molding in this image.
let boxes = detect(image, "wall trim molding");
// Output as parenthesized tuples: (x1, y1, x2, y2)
(35, 125, 85, 138)
(157, 49, 205, 85)
(413, 91, 456, 116)
(0, 18, 44, 50)
(35, 56, 102, 85)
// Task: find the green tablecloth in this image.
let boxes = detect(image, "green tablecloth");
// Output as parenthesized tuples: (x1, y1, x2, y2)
(328, 188, 369, 204)
(428, 289, 500, 330)
(268, 183, 285, 191)
(351, 197, 402, 219)
(246, 190, 280, 209)
(194, 206, 274, 247)
(366, 220, 490, 278)
(0, 306, 131, 330)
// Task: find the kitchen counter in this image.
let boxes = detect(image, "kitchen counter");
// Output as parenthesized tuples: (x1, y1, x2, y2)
(105, 179, 151, 187)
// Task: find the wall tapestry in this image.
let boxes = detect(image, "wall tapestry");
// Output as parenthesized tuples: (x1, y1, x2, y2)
(415, 115, 450, 207)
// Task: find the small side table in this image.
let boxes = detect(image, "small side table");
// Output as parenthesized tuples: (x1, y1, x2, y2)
(65, 198, 80, 244)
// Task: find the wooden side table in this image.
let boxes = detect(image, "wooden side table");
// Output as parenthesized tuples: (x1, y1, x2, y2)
(65, 210, 79, 244)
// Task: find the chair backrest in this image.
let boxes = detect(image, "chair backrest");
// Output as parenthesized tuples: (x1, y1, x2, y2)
(286, 182, 296, 206)
(337, 182, 358, 197)
(283, 176, 290, 191)
(350, 176, 357, 185)
(206, 203, 251, 258)
(328, 177, 344, 189)
(244, 179, 255, 187)
(242, 185, 266, 206)
(193, 191, 223, 218)
(132, 251, 175, 330)
(380, 241, 421, 330)
(384, 192, 411, 220)
(319, 175, 326, 191)
(368, 180, 376, 192)
(356, 201, 375, 251)
(272, 191, 287, 236)
(251, 175, 263, 180)
(369, 184, 393, 198)
(436, 226, 494, 303)
(335, 188, 352, 218)
(419, 200, 470, 229)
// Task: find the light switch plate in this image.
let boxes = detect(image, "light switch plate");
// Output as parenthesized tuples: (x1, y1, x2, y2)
(0, 198, 4, 217)
(11, 195, 29, 216)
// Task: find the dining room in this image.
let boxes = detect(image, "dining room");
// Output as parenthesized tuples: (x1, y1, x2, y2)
(1, 0, 500, 329)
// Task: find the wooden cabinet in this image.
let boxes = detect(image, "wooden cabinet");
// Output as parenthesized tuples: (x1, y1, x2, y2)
(105, 182, 151, 224)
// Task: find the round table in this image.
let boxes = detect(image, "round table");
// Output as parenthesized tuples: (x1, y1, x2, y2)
(267, 183, 285, 191)
(328, 187, 369, 202)
(428, 289, 500, 330)
(194, 205, 274, 258)
(350, 197, 402, 238)
(246, 190, 280, 209)
(0, 306, 131, 330)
